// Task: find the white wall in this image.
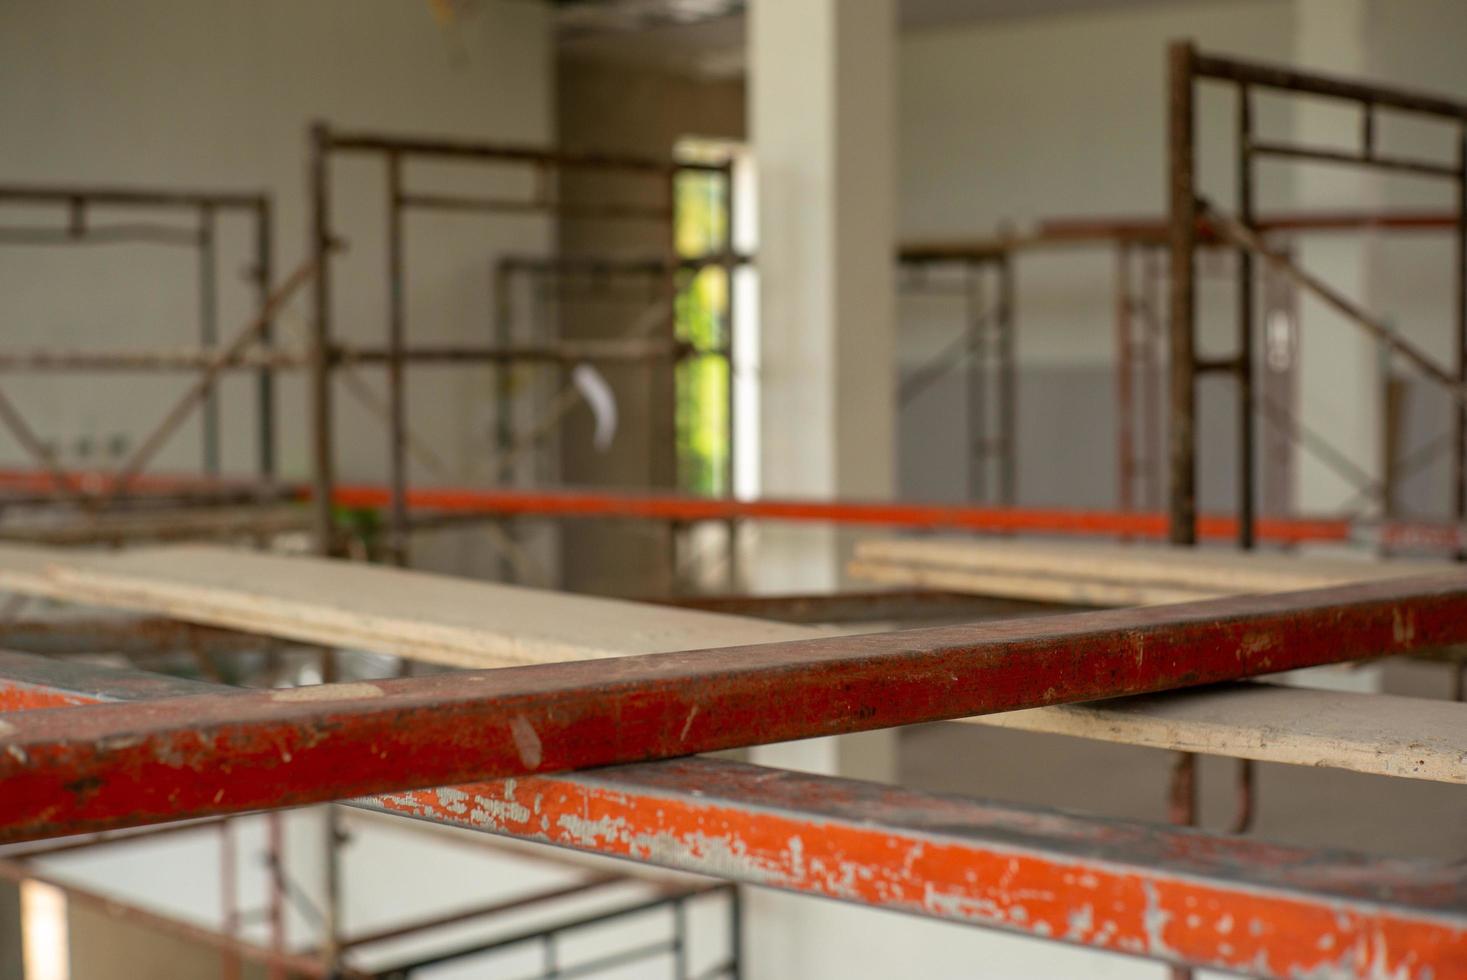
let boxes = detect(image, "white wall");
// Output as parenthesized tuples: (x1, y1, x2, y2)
(896, 0, 1467, 516)
(895, 1, 1295, 509)
(0, 0, 553, 575)
(899, 0, 1294, 371)
(1357, 0, 1467, 517)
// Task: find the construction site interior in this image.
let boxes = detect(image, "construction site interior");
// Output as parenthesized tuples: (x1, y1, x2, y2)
(3, 1, 1467, 978)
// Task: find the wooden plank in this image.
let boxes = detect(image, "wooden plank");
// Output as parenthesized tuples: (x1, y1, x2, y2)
(978, 682, 1467, 784)
(0, 542, 1462, 784)
(847, 557, 1220, 606)
(0, 544, 814, 668)
(850, 536, 1442, 605)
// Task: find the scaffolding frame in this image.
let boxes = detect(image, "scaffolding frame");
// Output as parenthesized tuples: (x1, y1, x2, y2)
(897, 243, 1016, 505)
(1167, 41, 1467, 548)
(0, 183, 276, 489)
(305, 123, 735, 566)
(2, 570, 1467, 976)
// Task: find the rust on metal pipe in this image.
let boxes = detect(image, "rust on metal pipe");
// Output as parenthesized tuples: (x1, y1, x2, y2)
(369, 758, 1467, 978)
(4, 652, 1465, 976)
(3, 572, 1467, 840)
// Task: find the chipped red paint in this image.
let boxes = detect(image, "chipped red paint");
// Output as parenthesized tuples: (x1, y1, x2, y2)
(5, 652, 1466, 977)
(368, 759, 1467, 979)
(0, 686, 90, 711)
(2, 574, 1467, 842)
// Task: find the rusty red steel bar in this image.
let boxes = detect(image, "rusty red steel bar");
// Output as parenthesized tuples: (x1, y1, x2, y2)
(3, 573, 1467, 841)
(5, 653, 1467, 976)
(365, 757, 1467, 979)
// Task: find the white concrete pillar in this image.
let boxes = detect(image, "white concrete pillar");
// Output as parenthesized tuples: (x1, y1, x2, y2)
(1292, 0, 1385, 515)
(743, 3, 899, 975)
(749, 0, 897, 594)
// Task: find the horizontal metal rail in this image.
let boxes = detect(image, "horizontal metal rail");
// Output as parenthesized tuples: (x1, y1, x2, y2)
(1038, 208, 1461, 244)
(3, 573, 1467, 840)
(13, 464, 1467, 547)
(333, 483, 1355, 544)
(644, 589, 1065, 624)
(338, 873, 623, 951)
(0, 184, 268, 210)
(0, 340, 683, 372)
(1193, 49, 1467, 122)
(500, 251, 751, 275)
(1247, 139, 1461, 179)
(0, 224, 204, 247)
(368, 758, 1467, 978)
(2, 654, 1464, 977)
(399, 191, 674, 222)
(376, 884, 722, 975)
(323, 127, 726, 174)
(14, 465, 1467, 551)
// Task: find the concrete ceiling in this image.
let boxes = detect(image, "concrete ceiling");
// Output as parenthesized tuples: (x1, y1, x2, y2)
(555, 0, 1197, 76)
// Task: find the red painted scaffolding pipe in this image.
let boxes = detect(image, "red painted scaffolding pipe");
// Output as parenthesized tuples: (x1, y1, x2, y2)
(1, 572, 1466, 841)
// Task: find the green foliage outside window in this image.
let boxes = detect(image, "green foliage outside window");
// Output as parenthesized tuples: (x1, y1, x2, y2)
(673, 152, 734, 496)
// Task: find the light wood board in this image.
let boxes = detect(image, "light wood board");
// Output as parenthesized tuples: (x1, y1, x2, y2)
(850, 536, 1443, 606)
(984, 682, 1467, 784)
(0, 543, 816, 668)
(0, 542, 1462, 783)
